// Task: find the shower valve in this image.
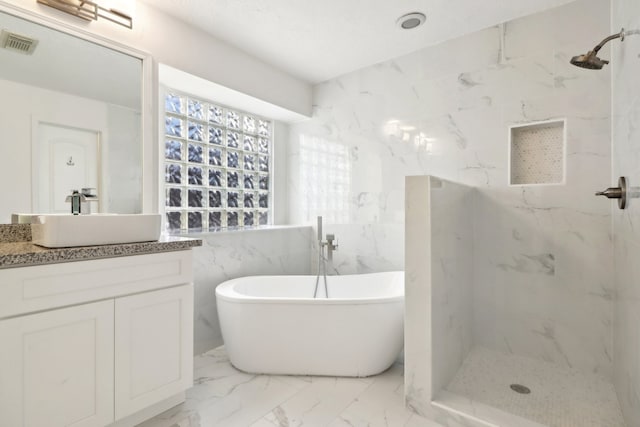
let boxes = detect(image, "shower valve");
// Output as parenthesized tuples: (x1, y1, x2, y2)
(595, 176, 627, 209)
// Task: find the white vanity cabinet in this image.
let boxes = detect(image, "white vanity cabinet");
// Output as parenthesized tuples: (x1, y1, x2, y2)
(0, 300, 115, 427)
(0, 250, 195, 427)
(114, 285, 193, 420)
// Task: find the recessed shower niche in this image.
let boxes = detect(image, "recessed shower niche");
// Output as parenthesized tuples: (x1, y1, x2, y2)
(509, 119, 566, 186)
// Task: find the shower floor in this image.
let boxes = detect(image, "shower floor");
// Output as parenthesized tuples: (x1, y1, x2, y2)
(445, 347, 626, 427)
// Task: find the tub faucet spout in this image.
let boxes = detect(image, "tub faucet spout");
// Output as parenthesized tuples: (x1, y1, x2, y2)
(326, 233, 338, 272)
(314, 216, 334, 298)
(313, 217, 341, 298)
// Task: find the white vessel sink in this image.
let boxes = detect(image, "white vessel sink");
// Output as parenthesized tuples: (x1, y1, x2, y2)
(25, 214, 162, 248)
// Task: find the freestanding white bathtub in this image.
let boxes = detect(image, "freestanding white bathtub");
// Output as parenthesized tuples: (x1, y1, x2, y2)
(215, 271, 404, 377)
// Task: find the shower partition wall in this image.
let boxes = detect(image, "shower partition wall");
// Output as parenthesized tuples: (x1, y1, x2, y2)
(404, 175, 474, 414)
(405, 175, 626, 427)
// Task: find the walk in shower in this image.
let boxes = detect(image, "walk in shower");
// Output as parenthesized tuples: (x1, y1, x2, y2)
(405, 176, 625, 427)
(397, 0, 640, 424)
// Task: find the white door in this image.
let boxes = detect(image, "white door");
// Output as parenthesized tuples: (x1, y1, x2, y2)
(114, 284, 194, 420)
(0, 300, 115, 427)
(35, 123, 100, 213)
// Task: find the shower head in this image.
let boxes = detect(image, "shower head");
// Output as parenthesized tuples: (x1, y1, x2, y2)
(570, 51, 609, 69)
(570, 28, 627, 70)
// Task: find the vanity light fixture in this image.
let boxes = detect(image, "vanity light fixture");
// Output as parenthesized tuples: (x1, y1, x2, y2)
(37, 0, 133, 29)
(396, 12, 426, 30)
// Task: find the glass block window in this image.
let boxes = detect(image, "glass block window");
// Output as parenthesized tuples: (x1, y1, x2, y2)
(164, 89, 272, 231)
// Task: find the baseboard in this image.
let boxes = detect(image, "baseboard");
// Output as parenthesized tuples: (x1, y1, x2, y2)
(108, 392, 186, 427)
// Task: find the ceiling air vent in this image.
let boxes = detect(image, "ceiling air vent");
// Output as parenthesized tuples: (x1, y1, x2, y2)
(0, 30, 38, 55)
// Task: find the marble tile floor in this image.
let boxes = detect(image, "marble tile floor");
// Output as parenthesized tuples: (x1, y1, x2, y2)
(139, 346, 441, 427)
(445, 347, 626, 427)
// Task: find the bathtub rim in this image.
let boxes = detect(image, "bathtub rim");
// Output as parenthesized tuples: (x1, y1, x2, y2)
(215, 272, 404, 305)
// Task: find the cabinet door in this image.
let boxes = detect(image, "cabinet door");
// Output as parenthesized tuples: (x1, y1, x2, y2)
(0, 300, 114, 427)
(114, 284, 193, 420)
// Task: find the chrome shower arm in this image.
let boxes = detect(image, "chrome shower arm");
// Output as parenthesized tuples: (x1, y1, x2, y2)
(571, 27, 638, 69)
(592, 28, 625, 53)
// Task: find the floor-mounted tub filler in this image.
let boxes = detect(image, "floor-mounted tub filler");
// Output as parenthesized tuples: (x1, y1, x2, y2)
(216, 271, 404, 377)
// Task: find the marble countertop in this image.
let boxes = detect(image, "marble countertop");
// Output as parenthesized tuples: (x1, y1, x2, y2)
(0, 226, 202, 269)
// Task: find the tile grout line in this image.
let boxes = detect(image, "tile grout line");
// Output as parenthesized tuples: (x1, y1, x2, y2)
(246, 374, 316, 426)
(327, 371, 390, 426)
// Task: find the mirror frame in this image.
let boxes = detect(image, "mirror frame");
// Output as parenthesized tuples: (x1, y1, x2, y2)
(0, 1, 155, 214)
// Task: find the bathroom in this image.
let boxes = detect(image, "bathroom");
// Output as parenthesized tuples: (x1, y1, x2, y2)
(0, 0, 638, 426)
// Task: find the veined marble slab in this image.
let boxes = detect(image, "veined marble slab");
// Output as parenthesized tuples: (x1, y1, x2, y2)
(139, 346, 442, 427)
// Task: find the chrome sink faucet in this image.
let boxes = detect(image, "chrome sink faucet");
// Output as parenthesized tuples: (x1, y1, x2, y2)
(80, 187, 99, 214)
(65, 190, 86, 215)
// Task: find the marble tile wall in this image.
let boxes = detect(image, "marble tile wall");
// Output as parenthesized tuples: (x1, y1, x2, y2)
(404, 176, 474, 414)
(288, 0, 612, 378)
(404, 176, 435, 413)
(190, 226, 312, 354)
(429, 178, 474, 396)
(611, 0, 640, 425)
(470, 2, 613, 379)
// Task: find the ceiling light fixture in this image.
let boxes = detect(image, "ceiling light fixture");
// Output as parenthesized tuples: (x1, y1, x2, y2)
(37, 0, 133, 29)
(397, 12, 426, 30)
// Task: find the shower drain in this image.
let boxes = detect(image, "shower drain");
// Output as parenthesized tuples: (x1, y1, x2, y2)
(510, 384, 531, 394)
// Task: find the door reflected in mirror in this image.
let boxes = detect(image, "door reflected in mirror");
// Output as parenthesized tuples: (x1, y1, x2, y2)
(0, 9, 143, 222)
(35, 123, 100, 213)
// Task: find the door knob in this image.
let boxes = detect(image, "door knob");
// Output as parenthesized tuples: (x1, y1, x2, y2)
(595, 176, 627, 209)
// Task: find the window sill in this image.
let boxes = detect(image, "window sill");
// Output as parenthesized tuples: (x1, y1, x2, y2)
(167, 224, 311, 238)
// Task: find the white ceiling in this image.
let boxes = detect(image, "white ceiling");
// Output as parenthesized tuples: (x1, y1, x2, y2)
(142, 0, 577, 83)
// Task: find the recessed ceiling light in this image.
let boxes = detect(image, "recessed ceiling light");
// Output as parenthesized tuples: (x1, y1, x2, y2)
(397, 12, 426, 30)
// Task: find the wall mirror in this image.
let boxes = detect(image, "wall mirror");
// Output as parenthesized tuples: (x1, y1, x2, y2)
(0, 8, 143, 222)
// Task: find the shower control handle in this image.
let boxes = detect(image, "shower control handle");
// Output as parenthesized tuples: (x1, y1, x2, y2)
(595, 188, 622, 198)
(595, 176, 627, 209)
